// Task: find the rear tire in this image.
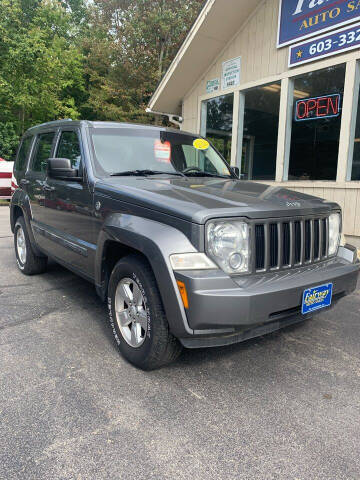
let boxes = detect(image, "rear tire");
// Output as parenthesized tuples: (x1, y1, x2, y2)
(14, 216, 47, 275)
(108, 254, 182, 370)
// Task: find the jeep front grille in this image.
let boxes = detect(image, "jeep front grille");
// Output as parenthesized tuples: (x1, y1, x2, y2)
(253, 216, 329, 273)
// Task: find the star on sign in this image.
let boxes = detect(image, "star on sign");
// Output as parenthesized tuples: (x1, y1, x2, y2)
(296, 50, 303, 58)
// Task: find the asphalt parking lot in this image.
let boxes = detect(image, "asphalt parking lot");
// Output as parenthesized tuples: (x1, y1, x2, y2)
(1, 205, 360, 480)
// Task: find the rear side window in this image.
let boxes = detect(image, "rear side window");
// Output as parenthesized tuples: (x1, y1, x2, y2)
(56, 131, 82, 170)
(15, 136, 33, 171)
(32, 132, 55, 173)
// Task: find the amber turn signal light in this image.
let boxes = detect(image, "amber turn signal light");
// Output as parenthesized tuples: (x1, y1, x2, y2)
(176, 280, 189, 309)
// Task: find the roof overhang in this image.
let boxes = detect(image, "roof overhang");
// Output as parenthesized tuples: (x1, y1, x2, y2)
(148, 0, 263, 116)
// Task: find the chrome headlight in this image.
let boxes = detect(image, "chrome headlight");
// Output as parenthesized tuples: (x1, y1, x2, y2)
(328, 212, 341, 256)
(206, 220, 250, 274)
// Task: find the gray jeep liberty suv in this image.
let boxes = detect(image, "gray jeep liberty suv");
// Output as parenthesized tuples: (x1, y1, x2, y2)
(10, 120, 359, 369)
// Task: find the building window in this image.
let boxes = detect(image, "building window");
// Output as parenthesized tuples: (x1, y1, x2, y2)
(240, 82, 281, 180)
(350, 73, 360, 181)
(288, 64, 345, 181)
(202, 93, 233, 164)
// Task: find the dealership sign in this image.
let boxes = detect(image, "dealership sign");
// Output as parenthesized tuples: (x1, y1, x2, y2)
(294, 94, 341, 121)
(277, 0, 360, 48)
(289, 21, 360, 66)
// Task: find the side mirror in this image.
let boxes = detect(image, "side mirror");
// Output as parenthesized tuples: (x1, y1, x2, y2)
(230, 166, 240, 178)
(47, 158, 80, 180)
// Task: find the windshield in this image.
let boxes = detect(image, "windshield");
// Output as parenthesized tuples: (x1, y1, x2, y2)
(90, 128, 231, 177)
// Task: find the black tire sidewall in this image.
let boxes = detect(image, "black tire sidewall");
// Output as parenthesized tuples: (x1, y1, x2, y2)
(108, 257, 161, 367)
(14, 216, 47, 275)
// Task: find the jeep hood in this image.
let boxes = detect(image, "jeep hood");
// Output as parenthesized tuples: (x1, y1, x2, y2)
(95, 177, 339, 223)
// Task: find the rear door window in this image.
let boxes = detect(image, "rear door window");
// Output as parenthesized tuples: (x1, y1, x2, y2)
(32, 132, 56, 173)
(15, 136, 33, 172)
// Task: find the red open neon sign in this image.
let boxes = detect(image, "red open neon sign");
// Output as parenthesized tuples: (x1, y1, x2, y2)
(295, 94, 341, 122)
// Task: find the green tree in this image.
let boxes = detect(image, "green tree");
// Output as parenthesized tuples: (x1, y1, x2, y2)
(83, 0, 204, 123)
(0, 0, 86, 159)
(0, 122, 19, 160)
(0, 0, 203, 158)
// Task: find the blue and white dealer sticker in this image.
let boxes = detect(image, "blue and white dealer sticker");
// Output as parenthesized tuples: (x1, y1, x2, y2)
(302, 283, 333, 315)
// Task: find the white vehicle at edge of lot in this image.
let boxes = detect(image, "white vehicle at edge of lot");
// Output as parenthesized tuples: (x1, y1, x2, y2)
(0, 158, 16, 200)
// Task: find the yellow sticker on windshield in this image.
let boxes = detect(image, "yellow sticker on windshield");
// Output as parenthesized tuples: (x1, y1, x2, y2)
(193, 138, 209, 150)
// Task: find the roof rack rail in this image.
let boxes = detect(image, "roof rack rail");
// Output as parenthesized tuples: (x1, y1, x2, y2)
(28, 118, 73, 130)
(41, 118, 73, 126)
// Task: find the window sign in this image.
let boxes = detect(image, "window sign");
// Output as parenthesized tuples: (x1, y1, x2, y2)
(277, 0, 360, 48)
(206, 78, 220, 94)
(222, 57, 241, 90)
(289, 21, 360, 67)
(154, 139, 171, 163)
(295, 94, 341, 121)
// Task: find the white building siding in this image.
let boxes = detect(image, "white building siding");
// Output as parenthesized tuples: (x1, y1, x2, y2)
(181, 0, 360, 247)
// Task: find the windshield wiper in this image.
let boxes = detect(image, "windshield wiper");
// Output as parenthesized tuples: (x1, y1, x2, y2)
(110, 169, 186, 177)
(183, 171, 230, 179)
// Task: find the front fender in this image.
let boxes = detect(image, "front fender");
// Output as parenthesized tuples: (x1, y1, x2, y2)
(96, 214, 197, 337)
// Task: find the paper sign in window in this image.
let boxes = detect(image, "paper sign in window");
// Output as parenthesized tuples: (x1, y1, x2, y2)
(154, 140, 171, 163)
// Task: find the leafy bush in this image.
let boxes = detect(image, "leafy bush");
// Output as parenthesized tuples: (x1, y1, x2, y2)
(0, 122, 19, 160)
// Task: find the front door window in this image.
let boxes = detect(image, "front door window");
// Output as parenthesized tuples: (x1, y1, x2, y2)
(56, 131, 82, 171)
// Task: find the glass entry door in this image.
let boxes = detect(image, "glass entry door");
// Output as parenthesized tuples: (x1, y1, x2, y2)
(201, 93, 234, 164)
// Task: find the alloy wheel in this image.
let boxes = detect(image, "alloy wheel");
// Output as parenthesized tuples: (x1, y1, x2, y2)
(16, 226, 27, 265)
(115, 278, 148, 348)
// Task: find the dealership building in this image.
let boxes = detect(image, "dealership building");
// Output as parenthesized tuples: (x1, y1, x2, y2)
(149, 0, 360, 247)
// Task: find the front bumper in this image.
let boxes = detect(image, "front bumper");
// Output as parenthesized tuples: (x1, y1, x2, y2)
(175, 247, 359, 348)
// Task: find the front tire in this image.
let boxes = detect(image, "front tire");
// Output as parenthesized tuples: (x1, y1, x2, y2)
(14, 216, 47, 275)
(108, 254, 182, 370)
